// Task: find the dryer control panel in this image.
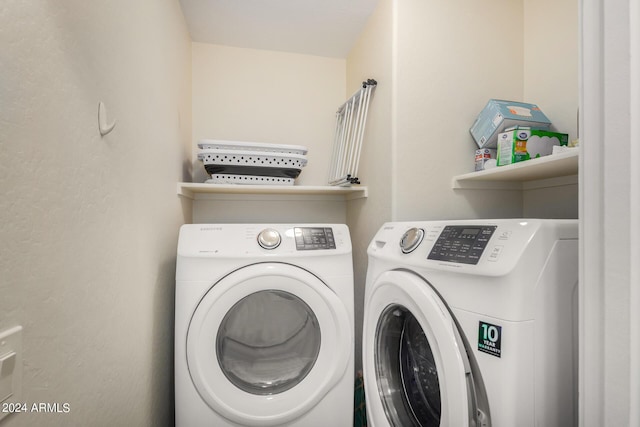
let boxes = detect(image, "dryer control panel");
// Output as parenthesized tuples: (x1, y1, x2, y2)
(294, 227, 336, 250)
(177, 223, 351, 259)
(427, 225, 497, 265)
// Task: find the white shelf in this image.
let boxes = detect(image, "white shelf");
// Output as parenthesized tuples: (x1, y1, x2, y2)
(452, 150, 579, 190)
(177, 183, 368, 201)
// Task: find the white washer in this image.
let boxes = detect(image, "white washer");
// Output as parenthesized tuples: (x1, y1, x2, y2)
(175, 224, 354, 427)
(363, 219, 578, 427)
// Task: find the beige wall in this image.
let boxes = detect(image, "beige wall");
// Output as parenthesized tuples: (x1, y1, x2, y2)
(346, 0, 394, 375)
(522, 0, 579, 217)
(191, 43, 346, 186)
(524, 0, 579, 142)
(0, 1, 191, 426)
(393, 0, 524, 221)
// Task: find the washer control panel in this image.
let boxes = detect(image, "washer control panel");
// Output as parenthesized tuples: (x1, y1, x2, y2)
(294, 227, 336, 250)
(427, 225, 497, 264)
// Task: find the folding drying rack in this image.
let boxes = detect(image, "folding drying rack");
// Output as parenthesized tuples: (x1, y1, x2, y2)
(328, 79, 377, 186)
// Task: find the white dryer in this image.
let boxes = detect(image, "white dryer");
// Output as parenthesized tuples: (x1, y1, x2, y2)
(362, 219, 578, 427)
(175, 224, 354, 427)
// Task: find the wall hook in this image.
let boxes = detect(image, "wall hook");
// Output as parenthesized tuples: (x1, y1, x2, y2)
(98, 101, 116, 136)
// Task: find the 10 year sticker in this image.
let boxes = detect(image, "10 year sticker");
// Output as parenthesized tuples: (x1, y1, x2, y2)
(478, 321, 502, 358)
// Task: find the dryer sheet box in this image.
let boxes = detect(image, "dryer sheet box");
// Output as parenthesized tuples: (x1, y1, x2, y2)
(469, 99, 552, 148)
(496, 126, 569, 166)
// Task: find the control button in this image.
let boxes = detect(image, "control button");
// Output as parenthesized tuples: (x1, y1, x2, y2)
(498, 230, 512, 240)
(468, 250, 483, 258)
(257, 228, 281, 250)
(400, 228, 425, 254)
(487, 245, 504, 262)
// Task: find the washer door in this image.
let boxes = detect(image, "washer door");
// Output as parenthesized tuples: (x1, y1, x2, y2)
(363, 270, 489, 427)
(187, 262, 351, 426)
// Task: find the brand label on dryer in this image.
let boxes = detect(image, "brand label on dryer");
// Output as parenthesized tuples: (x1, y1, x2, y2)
(478, 321, 502, 358)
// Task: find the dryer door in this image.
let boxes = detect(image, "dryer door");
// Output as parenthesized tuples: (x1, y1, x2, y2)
(363, 270, 489, 427)
(187, 262, 351, 426)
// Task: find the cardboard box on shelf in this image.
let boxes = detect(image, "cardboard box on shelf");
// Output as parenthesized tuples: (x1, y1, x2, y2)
(470, 99, 552, 148)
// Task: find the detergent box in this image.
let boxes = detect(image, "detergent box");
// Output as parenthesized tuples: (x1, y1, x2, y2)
(469, 99, 552, 148)
(496, 126, 569, 166)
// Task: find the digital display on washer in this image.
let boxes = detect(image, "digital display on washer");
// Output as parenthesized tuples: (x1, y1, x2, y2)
(460, 228, 480, 236)
(427, 225, 497, 264)
(294, 227, 336, 250)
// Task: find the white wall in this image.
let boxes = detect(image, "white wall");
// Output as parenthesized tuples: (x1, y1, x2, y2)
(190, 44, 349, 225)
(580, 0, 639, 423)
(524, 0, 579, 142)
(191, 43, 346, 186)
(192, 195, 347, 224)
(346, 0, 394, 374)
(523, 182, 579, 218)
(0, 1, 191, 425)
(522, 0, 579, 219)
(393, 0, 524, 221)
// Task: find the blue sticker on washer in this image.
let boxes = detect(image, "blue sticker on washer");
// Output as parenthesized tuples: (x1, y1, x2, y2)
(478, 321, 502, 358)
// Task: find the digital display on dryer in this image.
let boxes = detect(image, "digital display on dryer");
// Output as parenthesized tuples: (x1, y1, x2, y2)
(294, 227, 336, 250)
(427, 225, 496, 264)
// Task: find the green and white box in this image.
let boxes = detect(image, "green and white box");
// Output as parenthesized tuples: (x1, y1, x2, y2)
(497, 127, 569, 166)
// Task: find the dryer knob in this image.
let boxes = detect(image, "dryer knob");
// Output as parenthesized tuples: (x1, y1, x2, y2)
(400, 228, 424, 254)
(257, 228, 281, 250)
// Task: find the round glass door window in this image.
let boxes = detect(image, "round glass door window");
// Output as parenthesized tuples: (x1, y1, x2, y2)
(217, 290, 321, 395)
(375, 304, 441, 426)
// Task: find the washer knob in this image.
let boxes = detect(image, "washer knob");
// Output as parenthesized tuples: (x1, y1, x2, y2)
(257, 228, 281, 250)
(400, 228, 424, 254)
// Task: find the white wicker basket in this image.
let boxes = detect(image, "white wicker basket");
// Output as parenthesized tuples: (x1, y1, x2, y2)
(197, 149, 307, 180)
(198, 139, 308, 155)
(205, 174, 295, 186)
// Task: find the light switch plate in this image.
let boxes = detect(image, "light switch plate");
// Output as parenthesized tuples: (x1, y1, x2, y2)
(0, 326, 22, 422)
